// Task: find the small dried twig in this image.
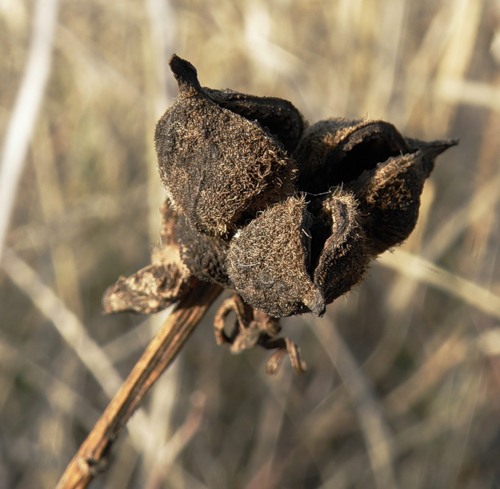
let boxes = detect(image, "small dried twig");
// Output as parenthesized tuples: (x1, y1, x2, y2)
(55, 279, 222, 489)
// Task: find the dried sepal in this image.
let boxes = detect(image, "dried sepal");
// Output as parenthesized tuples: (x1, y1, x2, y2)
(227, 195, 325, 318)
(102, 258, 188, 314)
(155, 55, 297, 237)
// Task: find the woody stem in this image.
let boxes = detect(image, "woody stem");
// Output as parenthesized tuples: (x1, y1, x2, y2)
(55, 279, 223, 489)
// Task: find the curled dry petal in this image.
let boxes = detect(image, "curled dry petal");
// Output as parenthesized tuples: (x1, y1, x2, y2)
(101, 261, 187, 315)
(102, 202, 189, 314)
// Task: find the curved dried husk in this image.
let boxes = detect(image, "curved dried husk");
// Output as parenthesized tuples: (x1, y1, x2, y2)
(294, 118, 409, 193)
(347, 139, 457, 254)
(227, 195, 325, 318)
(312, 190, 370, 304)
(204, 88, 305, 152)
(155, 55, 297, 238)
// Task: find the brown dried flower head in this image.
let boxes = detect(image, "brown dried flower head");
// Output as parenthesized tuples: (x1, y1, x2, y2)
(103, 54, 457, 373)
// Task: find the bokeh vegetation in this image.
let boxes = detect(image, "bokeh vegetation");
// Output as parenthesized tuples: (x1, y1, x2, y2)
(1, 0, 499, 488)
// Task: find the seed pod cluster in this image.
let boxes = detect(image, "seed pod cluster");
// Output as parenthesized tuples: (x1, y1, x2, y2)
(148, 55, 456, 319)
(103, 55, 457, 372)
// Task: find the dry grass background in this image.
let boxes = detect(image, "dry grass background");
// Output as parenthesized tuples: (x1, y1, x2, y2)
(1, 0, 499, 488)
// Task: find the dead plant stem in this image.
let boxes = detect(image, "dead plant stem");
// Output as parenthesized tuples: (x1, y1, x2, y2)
(55, 280, 222, 489)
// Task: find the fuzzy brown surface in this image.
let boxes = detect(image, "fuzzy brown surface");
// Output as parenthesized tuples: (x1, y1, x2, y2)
(204, 88, 305, 152)
(295, 118, 409, 193)
(227, 196, 324, 318)
(175, 214, 231, 287)
(312, 190, 370, 304)
(350, 141, 457, 254)
(155, 56, 297, 237)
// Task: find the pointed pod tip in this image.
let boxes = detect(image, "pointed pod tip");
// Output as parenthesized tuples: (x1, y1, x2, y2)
(420, 138, 459, 159)
(434, 138, 459, 152)
(303, 288, 326, 317)
(168, 54, 201, 92)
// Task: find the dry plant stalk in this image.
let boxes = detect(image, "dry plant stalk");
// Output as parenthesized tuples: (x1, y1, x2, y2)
(56, 279, 222, 489)
(57, 54, 456, 487)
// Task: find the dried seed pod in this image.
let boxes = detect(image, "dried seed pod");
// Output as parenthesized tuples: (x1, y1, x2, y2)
(294, 118, 409, 193)
(227, 195, 325, 318)
(105, 54, 459, 373)
(155, 55, 297, 237)
(204, 88, 305, 152)
(294, 117, 457, 254)
(350, 139, 457, 254)
(311, 190, 370, 304)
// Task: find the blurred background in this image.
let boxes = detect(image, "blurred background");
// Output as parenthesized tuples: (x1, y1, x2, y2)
(1, 0, 499, 488)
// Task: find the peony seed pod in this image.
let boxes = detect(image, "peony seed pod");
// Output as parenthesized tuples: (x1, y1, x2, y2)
(155, 55, 297, 238)
(227, 195, 325, 318)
